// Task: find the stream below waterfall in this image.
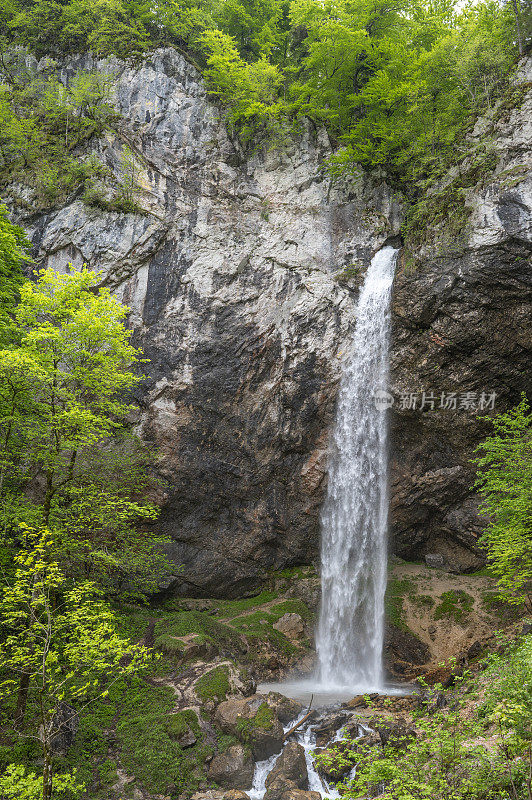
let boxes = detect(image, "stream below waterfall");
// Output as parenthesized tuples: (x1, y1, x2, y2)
(248, 711, 350, 800)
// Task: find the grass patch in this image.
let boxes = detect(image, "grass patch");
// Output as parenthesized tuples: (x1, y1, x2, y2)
(236, 702, 275, 742)
(434, 590, 474, 622)
(156, 610, 242, 653)
(195, 666, 231, 704)
(412, 594, 435, 609)
(385, 578, 416, 631)
(269, 599, 313, 622)
(216, 591, 279, 617)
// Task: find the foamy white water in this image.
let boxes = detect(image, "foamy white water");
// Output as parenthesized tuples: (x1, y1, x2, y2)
(249, 712, 340, 800)
(315, 245, 398, 691)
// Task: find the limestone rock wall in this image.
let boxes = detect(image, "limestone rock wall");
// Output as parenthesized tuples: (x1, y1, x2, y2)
(7, 49, 531, 593)
(390, 56, 532, 570)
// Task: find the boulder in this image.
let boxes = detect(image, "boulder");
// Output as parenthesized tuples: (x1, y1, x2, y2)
(311, 712, 350, 747)
(208, 744, 254, 790)
(273, 614, 306, 641)
(51, 702, 79, 755)
(424, 554, 447, 570)
(265, 743, 308, 790)
(281, 792, 321, 800)
(371, 717, 417, 750)
(266, 692, 303, 725)
(264, 775, 296, 800)
(214, 694, 284, 760)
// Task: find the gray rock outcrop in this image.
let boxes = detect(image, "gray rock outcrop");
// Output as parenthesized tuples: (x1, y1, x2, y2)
(208, 745, 254, 790)
(6, 50, 531, 592)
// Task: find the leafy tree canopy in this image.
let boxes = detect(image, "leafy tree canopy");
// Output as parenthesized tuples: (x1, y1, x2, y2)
(473, 394, 532, 612)
(0, 267, 168, 600)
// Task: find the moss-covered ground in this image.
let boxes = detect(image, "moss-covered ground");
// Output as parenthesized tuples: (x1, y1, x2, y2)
(0, 571, 316, 800)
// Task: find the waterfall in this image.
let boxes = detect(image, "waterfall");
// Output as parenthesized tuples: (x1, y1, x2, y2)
(316, 245, 398, 691)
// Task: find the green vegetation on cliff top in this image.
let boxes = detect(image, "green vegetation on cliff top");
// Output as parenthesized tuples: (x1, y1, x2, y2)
(0, 0, 529, 225)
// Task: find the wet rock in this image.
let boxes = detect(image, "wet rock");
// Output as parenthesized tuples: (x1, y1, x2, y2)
(208, 744, 254, 790)
(384, 625, 430, 676)
(311, 712, 350, 747)
(214, 694, 284, 760)
(266, 693, 304, 725)
(273, 614, 306, 641)
(265, 742, 308, 790)
(344, 695, 368, 709)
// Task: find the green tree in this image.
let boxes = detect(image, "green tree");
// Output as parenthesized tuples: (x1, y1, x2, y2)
(0, 528, 151, 800)
(0, 201, 28, 335)
(0, 267, 168, 602)
(473, 394, 532, 612)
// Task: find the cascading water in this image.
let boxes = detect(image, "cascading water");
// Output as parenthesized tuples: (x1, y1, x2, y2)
(316, 245, 398, 692)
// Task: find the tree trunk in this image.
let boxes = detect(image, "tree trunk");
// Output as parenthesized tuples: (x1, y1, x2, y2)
(42, 743, 53, 800)
(14, 672, 30, 726)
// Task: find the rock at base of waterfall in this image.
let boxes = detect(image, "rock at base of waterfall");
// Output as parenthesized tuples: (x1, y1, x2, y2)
(191, 791, 250, 800)
(424, 554, 447, 570)
(315, 739, 357, 781)
(265, 785, 320, 800)
(208, 745, 254, 790)
(265, 742, 308, 790)
(384, 624, 430, 678)
(370, 717, 417, 750)
(311, 712, 350, 746)
(272, 614, 306, 641)
(214, 695, 284, 760)
(268, 791, 321, 800)
(266, 692, 304, 724)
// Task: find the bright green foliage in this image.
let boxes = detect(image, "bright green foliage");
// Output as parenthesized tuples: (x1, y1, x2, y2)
(0, 764, 84, 800)
(0, 56, 116, 202)
(473, 394, 532, 611)
(0, 202, 28, 335)
(0, 528, 151, 800)
(318, 639, 532, 799)
(10, 0, 149, 60)
(195, 665, 230, 702)
(0, 0, 521, 225)
(0, 267, 167, 598)
(482, 633, 532, 762)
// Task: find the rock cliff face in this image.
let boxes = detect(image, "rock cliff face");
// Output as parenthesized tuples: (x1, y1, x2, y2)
(390, 57, 532, 570)
(8, 50, 532, 594)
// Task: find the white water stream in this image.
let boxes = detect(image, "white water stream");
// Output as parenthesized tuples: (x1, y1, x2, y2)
(248, 713, 341, 800)
(316, 246, 398, 692)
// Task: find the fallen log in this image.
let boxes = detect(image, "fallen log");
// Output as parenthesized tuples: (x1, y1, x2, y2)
(283, 694, 314, 740)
